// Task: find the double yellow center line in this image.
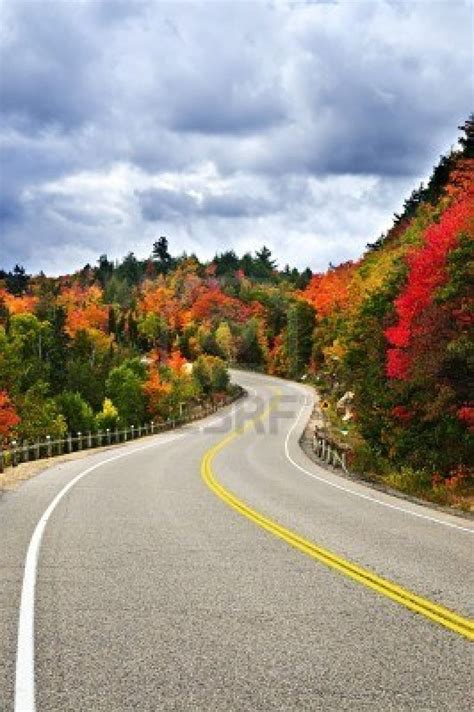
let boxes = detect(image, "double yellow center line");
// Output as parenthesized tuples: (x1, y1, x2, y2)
(201, 392, 474, 640)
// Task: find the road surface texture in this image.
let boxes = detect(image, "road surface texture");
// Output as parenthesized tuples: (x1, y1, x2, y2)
(0, 371, 472, 711)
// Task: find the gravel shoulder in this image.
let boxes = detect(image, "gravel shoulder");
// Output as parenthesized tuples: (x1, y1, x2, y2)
(0, 441, 132, 494)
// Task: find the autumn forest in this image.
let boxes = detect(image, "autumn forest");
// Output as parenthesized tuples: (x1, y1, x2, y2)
(1, 119, 472, 506)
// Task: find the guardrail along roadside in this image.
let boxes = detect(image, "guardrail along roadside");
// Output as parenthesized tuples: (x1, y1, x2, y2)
(0, 388, 245, 473)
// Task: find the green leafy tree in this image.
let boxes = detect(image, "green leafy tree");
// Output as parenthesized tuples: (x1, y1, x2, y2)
(96, 254, 114, 288)
(213, 250, 240, 277)
(46, 306, 69, 395)
(1, 314, 53, 394)
(106, 359, 146, 425)
(56, 391, 95, 434)
(138, 312, 169, 350)
(18, 382, 66, 440)
(239, 246, 278, 280)
(159, 371, 200, 419)
(152, 236, 173, 274)
(193, 355, 229, 395)
(209, 356, 230, 391)
(65, 330, 113, 410)
(192, 355, 212, 394)
(127, 311, 139, 346)
(6, 264, 30, 295)
(256, 245, 276, 269)
(103, 274, 133, 309)
(286, 301, 315, 378)
(237, 318, 267, 366)
(197, 324, 220, 356)
(117, 252, 142, 286)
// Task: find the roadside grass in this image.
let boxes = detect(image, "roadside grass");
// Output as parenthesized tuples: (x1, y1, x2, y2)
(382, 467, 473, 511)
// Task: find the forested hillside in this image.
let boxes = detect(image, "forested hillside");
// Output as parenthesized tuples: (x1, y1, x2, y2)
(1, 119, 472, 505)
(301, 118, 473, 505)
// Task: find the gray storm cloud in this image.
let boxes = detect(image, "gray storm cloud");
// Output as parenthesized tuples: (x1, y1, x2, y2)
(0, 0, 471, 274)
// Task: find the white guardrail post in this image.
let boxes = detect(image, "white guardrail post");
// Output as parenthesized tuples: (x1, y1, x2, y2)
(313, 430, 349, 474)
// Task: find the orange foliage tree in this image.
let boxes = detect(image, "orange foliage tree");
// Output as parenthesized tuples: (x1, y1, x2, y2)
(190, 287, 251, 324)
(139, 283, 183, 330)
(142, 370, 172, 419)
(58, 285, 108, 337)
(167, 349, 188, 374)
(302, 262, 357, 318)
(0, 290, 38, 315)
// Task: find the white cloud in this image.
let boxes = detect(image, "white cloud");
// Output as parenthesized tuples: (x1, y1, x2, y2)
(0, 0, 471, 274)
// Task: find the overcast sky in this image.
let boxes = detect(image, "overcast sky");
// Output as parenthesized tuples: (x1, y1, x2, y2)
(0, 0, 472, 276)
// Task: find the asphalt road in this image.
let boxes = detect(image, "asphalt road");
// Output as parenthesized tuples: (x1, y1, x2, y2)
(0, 371, 472, 711)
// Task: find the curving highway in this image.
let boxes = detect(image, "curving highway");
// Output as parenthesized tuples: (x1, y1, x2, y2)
(0, 371, 472, 711)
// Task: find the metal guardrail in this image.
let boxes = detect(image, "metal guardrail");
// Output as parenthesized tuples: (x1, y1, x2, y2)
(0, 391, 244, 474)
(312, 430, 349, 473)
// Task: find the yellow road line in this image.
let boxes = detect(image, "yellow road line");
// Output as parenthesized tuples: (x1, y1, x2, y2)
(201, 391, 474, 641)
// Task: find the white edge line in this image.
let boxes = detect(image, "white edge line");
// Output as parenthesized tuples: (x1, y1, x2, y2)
(15, 390, 254, 712)
(14, 432, 185, 712)
(282, 386, 474, 535)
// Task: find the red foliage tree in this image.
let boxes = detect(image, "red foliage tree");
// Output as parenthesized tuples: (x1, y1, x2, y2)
(457, 406, 474, 432)
(0, 391, 20, 443)
(190, 287, 251, 324)
(391, 405, 414, 422)
(385, 194, 473, 379)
